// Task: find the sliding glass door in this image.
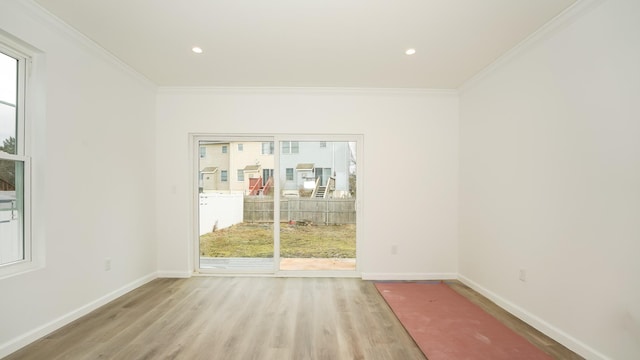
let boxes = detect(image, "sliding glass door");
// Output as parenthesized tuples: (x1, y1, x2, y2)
(197, 137, 275, 273)
(278, 140, 357, 271)
(194, 135, 361, 275)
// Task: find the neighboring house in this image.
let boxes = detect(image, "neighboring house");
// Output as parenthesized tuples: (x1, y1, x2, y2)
(199, 140, 352, 198)
(199, 141, 275, 194)
(279, 141, 352, 198)
(229, 141, 275, 194)
(199, 143, 230, 192)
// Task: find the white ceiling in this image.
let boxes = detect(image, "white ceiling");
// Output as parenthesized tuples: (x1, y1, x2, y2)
(33, 0, 577, 88)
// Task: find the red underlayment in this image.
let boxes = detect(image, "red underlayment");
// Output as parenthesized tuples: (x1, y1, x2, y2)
(375, 282, 552, 360)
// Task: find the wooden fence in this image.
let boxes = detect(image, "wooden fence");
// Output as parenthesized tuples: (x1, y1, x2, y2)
(244, 197, 356, 225)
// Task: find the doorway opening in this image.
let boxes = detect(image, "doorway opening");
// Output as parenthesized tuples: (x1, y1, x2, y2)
(193, 135, 361, 275)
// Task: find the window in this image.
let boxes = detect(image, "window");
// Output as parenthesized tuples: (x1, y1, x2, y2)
(282, 141, 299, 154)
(315, 167, 332, 186)
(262, 169, 273, 186)
(222, 145, 228, 154)
(237, 143, 243, 151)
(0, 41, 31, 273)
(261, 142, 274, 155)
(286, 168, 294, 181)
(237, 169, 244, 182)
(199, 146, 206, 158)
(221, 170, 228, 182)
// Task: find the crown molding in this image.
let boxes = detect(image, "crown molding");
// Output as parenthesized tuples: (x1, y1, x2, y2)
(459, 0, 606, 94)
(13, 0, 157, 89)
(157, 86, 459, 97)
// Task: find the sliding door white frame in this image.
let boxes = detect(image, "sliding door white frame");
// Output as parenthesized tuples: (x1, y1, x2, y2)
(189, 133, 363, 277)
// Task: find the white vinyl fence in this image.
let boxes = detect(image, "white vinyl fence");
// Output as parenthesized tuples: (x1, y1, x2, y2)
(199, 192, 244, 235)
(0, 207, 21, 264)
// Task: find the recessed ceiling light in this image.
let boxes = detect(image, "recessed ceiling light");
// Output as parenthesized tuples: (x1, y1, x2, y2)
(405, 48, 416, 55)
(192, 47, 203, 54)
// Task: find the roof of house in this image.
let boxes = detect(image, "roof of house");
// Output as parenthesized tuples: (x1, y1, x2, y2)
(296, 163, 314, 170)
(201, 167, 218, 173)
(243, 165, 261, 171)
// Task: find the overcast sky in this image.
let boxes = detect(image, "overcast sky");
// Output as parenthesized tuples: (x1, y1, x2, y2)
(0, 52, 17, 145)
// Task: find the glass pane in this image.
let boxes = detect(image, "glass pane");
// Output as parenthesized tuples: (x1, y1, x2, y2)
(0, 159, 24, 265)
(198, 140, 275, 271)
(279, 141, 356, 271)
(0, 52, 17, 155)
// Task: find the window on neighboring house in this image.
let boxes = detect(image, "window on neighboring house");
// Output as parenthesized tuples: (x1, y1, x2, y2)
(262, 169, 273, 186)
(320, 141, 327, 148)
(286, 168, 294, 181)
(282, 141, 299, 154)
(221, 170, 228, 182)
(237, 143, 243, 151)
(222, 145, 228, 154)
(237, 170, 244, 182)
(199, 146, 206, 158)
(261, 142, 274, 155)
(0, 41, 32, 274)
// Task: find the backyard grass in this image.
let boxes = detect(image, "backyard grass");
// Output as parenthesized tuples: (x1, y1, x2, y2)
(199, 222, 356, 258)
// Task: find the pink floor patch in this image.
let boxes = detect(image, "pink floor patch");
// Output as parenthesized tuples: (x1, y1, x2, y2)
(375, 282, 552, 360)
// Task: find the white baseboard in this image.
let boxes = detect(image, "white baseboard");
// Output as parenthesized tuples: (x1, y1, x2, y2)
(0, 272, 157, 359)
(457, 274, 610, 360)
(361, 272, 457, 281)
(157, 270, 192, 278)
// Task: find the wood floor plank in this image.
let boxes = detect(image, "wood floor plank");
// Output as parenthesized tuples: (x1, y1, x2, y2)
(5, 277, 580, 360)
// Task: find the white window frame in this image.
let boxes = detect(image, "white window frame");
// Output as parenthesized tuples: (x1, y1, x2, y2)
(237, 169, 244, 182)
(190, 134, 363, 277)
(0, 37, 37, 279)
(220, 170, 228, 182)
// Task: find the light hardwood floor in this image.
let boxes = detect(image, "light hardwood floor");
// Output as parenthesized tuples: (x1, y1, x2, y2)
(5, 278, 582, 360)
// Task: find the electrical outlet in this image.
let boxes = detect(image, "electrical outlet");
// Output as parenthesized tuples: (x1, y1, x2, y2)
(519, 269, 526, 282)
(391, 244, 398, 255)
(105, 258, 112, 271)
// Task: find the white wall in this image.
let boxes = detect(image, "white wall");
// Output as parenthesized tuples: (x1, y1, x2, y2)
(459, 0, 640, 359)
(0, 1, 157, 356)
(156, 88, 459, 279)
